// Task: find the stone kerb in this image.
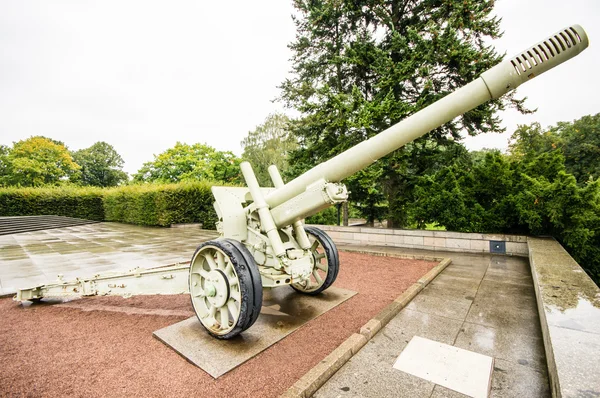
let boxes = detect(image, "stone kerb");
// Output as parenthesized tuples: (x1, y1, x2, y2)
(528, 237, 600, 398)
(310, 225, 528, 256)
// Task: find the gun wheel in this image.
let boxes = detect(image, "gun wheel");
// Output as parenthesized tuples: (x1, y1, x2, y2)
(189, 239, 262, 339)
(292, 226, 340, 295)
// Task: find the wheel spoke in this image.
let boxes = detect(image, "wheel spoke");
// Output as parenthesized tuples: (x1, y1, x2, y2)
(228, 277, 239, 287)
(230, 289, 241, 302)
(315, 252, 326, 260)
(197, 269, 210, 279)
(224, 262, 233, 276)
(209, 304, 217, 319)
(219, 308, 228, 329)
(216, 251, 226, 270)
(204, 253, 218, 270)
(193, 288, 206, 298)
(311, 240, 319, 251)
(313, 269, 323, 285)
(315, 262, 328, 272)
(227, 299, 239, 324)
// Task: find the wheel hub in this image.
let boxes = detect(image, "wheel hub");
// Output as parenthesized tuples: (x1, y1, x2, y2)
(205, 269, 229, 308)
(204, 284, 217, 297)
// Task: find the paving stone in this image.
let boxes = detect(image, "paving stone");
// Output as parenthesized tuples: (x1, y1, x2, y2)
(483, 268, 533, 286)
(465, 297, 542, 338)
(441, 265, 487, 280)
(489, 256, 530, 276)
(490, 358, 550, 398)
(471, 290, 538, 315)
(382, 308, 464, 353)
(430, 385, 470, 397)
(419, 282, 478, 303)
(427, 273, 482, 295)
(477, 279, 536, 299)
(405, 293, 473, 321)
(454, 322, 546, 371)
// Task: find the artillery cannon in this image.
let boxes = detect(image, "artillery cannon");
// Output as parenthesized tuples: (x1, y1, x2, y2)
(16, 25, 589, 339)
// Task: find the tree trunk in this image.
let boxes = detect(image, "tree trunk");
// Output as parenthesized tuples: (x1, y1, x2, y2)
(343, 202, 349, 226)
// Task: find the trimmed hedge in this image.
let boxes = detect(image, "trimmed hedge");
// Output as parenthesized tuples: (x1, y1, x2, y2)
(103, 181, 218, 228)
(0, 181, 337, 230)
(0, 186, 105, 221)
(0, 181, 219, 228)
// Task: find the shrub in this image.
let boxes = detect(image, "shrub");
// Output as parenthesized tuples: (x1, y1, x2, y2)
(103, 181, 218, 228)
(0, 185, 105, 220)
(306, 206, 340, 225)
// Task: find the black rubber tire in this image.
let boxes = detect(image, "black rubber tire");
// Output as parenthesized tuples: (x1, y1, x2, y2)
(291, 226, 340, 295)
(226, 239, 263, 331)
(188, 239, 263, 339)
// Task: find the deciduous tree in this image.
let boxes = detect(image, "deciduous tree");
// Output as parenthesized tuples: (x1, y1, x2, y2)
(509, 114, 600, 185)
(241, 113, 297, 186)
(4, 136, 80, 186)
(72, 142, 128, 187)
(133, 142, 241, 184)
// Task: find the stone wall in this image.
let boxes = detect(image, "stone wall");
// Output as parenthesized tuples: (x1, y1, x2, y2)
(310, 225, 529, 257)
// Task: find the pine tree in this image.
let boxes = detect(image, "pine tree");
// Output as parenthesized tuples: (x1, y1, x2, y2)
(280, 0, 529, 227)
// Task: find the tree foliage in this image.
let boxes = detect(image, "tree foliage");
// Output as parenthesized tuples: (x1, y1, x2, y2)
(0, 145, 10, 184)
(509, 114, 600, 185)
(1, 136, 80, 187)
(72, 142, 128, 187)
(558, 114, 600, 184)
(280, 0, 529, 227)
(240, 113, 298, 186)
(412, 145, 600, 284)
(133, 142, 242, 184)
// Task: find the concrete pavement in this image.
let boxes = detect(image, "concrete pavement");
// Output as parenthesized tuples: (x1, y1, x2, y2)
(0, 222, 218, 296)
(314, 251, 549, 397)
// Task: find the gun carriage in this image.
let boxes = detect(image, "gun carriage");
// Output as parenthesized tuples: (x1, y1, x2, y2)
(16, 25, 589, 339)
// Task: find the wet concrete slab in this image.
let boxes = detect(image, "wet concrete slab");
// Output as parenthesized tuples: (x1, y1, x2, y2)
(0, 223, 219, 295)
(491, 358, 550, 397)
(405, 293, 472, 321)
(454, 322, 546, 371)
(153, 286, 356, 378)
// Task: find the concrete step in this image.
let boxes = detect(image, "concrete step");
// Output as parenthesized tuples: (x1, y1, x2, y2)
(0, 215, 99, 236)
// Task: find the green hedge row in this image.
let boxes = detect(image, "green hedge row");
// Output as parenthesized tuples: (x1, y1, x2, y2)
(0, 182, 341, 229)
(0, 186, 105, 221)
(0, 181, 219, 228)
(103, 181, 217, 228)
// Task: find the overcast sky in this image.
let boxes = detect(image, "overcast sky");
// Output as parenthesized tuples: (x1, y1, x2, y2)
(0, 0, 598, 175)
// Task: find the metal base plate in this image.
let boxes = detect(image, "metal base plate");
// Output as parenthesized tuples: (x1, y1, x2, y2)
(153, 286, 356, 378)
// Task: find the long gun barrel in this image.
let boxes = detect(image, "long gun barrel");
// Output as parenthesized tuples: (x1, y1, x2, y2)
(264, 25, 589, 210)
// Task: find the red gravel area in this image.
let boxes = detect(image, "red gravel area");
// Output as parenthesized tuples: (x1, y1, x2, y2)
(0, 252, 435, 398)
